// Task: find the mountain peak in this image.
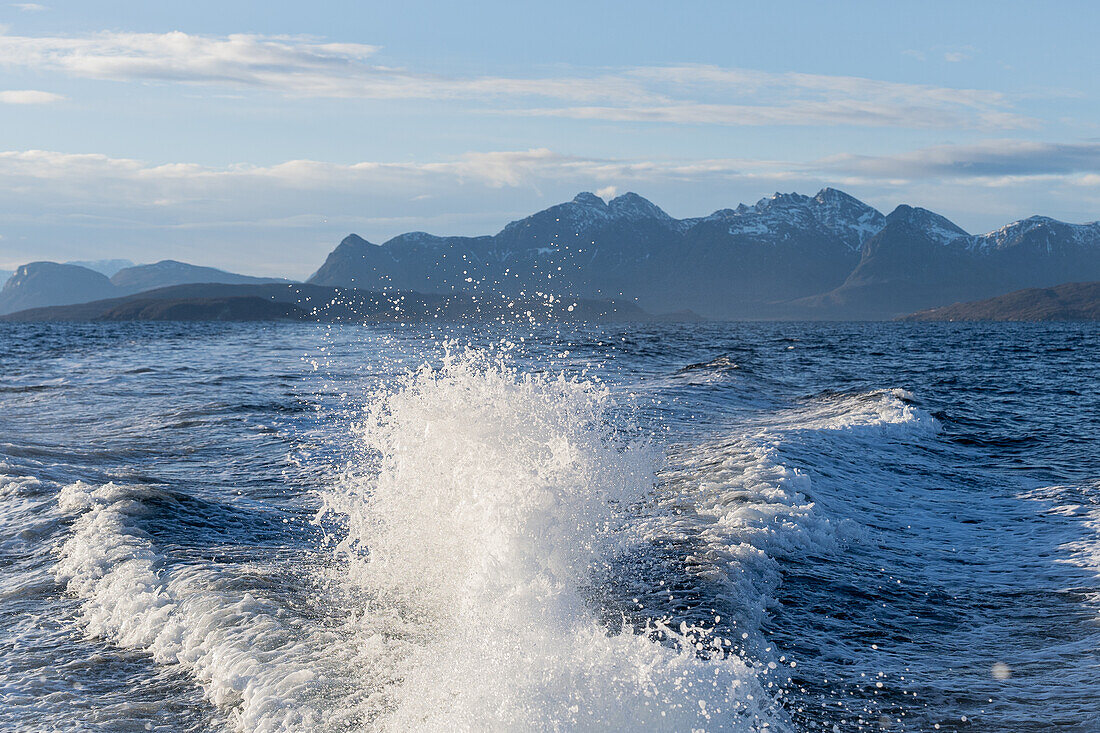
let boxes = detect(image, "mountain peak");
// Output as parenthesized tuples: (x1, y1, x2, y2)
(885, 205, 969, 244)
(1016, 215, 1059, 228)
(609, 191, 649, 204)
(571, 192, 608, 208)
(0, 261, 117, 315)
(608, 192, 672, 221)
(814, 187, 863, 206)
(337, 233, 373, 249)
(714, 189, 883, 250)
(973, 215, 1100, 253)
(757, 191, 811, 210)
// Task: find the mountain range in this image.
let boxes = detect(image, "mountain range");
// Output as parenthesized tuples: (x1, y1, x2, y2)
(4, 188, 1099, 320)
(308, 189, 1100, 319)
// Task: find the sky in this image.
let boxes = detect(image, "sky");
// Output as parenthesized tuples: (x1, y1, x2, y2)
(0, 0, 1098, 278)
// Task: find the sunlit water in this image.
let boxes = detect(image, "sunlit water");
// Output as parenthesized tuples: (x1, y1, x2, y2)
(1, 321, 1098, 732)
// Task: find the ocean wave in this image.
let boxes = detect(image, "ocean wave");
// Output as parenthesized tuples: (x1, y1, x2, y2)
(1021, 481, 1100, 612)
(756, 389, 939, 438)
(620, 387, 937, 668)
(647, 436, 837, 637)
(53, 481, 370, 732)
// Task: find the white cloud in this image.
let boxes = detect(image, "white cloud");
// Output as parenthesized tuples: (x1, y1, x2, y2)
(515, 101, 1028, 129)
(0, 32, 381, 93)
(944, 51, 968, 63)
(516, 65, 1031, 129)
(4, 141, 1098, 207)
(0, 31, 1029, 128)
(2, 143, 1094, 217)
(2, 143, 1097, 276)
(0, 89, 62, 103)
(11, 3, 46, 10)
(0, 31, 651, 103)
(818, 140, 1100, 179)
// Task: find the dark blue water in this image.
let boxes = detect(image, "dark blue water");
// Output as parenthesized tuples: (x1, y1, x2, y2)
(1, 321, 1098, 732)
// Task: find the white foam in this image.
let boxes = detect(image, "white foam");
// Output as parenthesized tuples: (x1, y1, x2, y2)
(654, 436, 835, 634)
(635, 388, 935, 639)
(48, 374, 938, 731)
(323, 349, 782, 731)
(1021, 481, 1100, 613)
(54, 481, 369, 732)
(753, 389, 938, 438)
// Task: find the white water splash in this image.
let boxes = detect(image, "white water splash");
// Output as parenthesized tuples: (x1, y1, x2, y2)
(322, 349, 782, 731)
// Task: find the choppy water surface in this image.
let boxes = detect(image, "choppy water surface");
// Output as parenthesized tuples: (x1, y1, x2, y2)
(1, 321, 1098, 732)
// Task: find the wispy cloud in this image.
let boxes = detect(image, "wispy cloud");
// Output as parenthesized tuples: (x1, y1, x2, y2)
(2, 142, 1094, 227)
(3, 143, 1096, 211)
(10, 3, 46, 11)
(516, 65, 1030, 129)
(515, 101, 1025, 129)
(819, 140, 1100, 179)
(0, 89, 62, 103)
(0, 147, 751, 197)
(0, 31, 652, 103)
(0, 31, 1031, 128)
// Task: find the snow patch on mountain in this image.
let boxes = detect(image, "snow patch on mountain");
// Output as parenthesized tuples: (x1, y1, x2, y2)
(688, 188, 886, 250)
(971, 216, 1100, 253)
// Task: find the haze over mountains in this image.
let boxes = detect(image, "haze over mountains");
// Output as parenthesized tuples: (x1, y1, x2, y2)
(0, 260, 286, 315)
(66, 259, 136, 277)
(4, 188, 1100, 320)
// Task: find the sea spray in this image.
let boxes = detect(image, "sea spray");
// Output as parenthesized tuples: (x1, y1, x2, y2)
(321, 348, 784, 731)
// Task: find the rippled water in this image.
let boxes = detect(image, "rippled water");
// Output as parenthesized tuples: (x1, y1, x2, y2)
(1, 321, 1098, 732)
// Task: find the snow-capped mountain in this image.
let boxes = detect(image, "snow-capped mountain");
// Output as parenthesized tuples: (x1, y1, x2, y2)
(308, 188, 906, 317)
(971, 216, 1100, 253)
(686, 188, 885, 251)
(8, 187, 1099, 319)
(799, 204, 1100, 319)
(309, 189, 1100, 319)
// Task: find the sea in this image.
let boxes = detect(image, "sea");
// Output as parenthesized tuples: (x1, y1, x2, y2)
(1, 320, 1098, 732)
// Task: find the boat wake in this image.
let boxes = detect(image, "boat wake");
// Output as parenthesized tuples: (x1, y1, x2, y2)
(52, 352, 950, 731)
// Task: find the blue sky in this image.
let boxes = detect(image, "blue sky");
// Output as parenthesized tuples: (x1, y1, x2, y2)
(0, 0, 1098, 277)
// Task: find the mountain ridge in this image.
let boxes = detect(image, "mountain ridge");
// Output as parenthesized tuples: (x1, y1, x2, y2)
(901, 281, 1100, 321)
(7, 188, 1099, 320)
(308, 188, 1100, 319)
